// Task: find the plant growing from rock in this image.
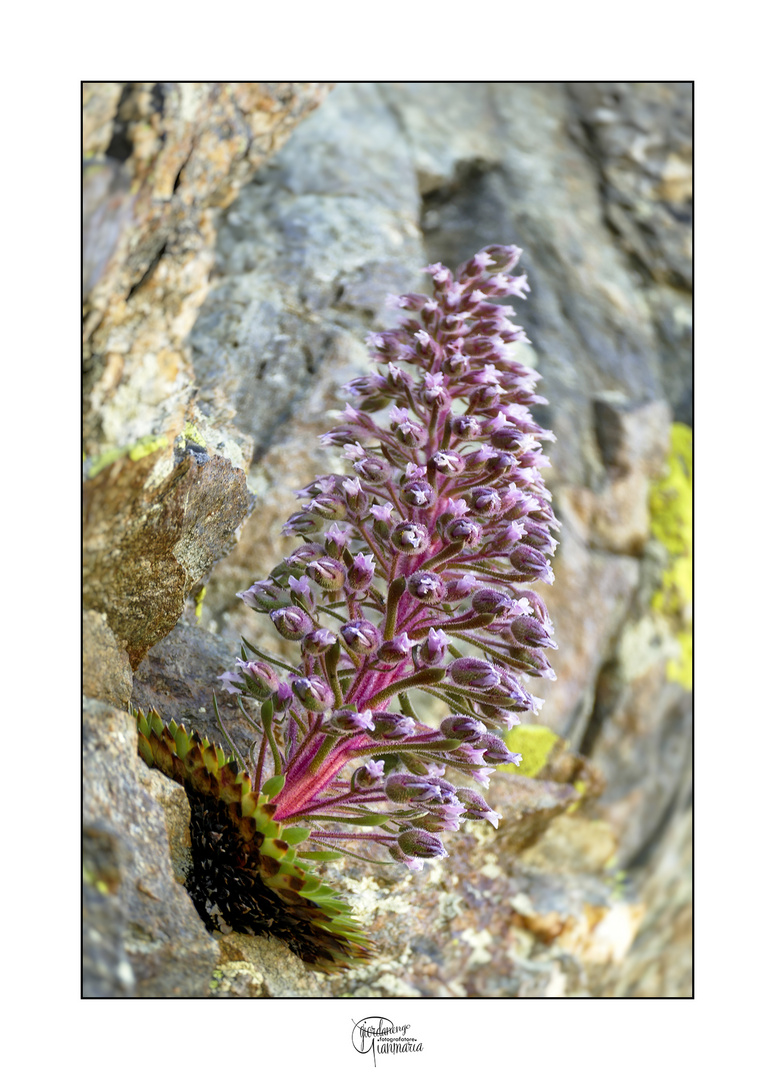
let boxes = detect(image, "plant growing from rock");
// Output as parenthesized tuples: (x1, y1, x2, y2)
(136, 244, 559, 970)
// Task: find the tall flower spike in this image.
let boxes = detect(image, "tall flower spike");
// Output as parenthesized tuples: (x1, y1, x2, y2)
(137, 245, 559, 968)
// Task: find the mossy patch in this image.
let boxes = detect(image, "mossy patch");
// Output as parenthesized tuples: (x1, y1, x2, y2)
(499, 724, 560, 778)
(87, 433, 169, 477)
(649, 422, 692, 689)
(194, 585, 206, 623)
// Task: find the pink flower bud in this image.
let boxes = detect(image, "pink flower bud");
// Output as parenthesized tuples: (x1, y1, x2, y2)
(372, 712, 416, 740)
(400, 479, 436, 509)
(440, 715, 488, 743)
(377, 633, 413, 666)
(448, 657, 500, 689)
(307, 556, 346, 591)
(443, 517, 483, 547)
(269, 606, 314, 640)
(478, 734, 522, 766)
(291, 676, 335, 712)
(341, 619, 382, 656)
(347, 553, 376, 592)
(510, 614, 556, 650)
(385, 773, 439, 803)
(323, 708, 375, 735)
(509, 544, 552, 583)
(235, 659, 280, 700)
(452, 415, 482, 440)
(306, 492, 348, 520)
(390, 520, 431, 554)
(352, 759, 385, 789)
(469, 487, 502, 517)
(397, 828, 448, 860)
(352, 455, 392, 482)
(301, 627, 338, 656)
(407, 571, 447, 604)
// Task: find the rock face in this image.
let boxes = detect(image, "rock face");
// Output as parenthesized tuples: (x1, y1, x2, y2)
(83, 82, 692, 997)
(83, 699, 219, 997)
(82, 82, 333, 668)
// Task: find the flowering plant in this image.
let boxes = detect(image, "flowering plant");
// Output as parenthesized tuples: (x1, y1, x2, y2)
(220, 243, 558, 867)
(136, 244, 559, 969)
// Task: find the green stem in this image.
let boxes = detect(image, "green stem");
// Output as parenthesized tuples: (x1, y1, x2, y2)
(241, 637, 300, 675)
(212, 693, 249, 774)
(383, 574, 405, 641)
(363, 666, 445, 709)
(308, 734, 337, 774)
(323, 641, 344, 707)
(398, 691, 422, 724)
(344, 736, 461, 758)
(260, 699, 283, 776)
(422, 540, 464, 572)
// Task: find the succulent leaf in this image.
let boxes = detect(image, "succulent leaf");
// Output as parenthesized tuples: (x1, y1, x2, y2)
(132, 707, 374, 971)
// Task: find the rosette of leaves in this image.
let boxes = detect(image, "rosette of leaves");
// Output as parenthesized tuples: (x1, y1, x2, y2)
(135, 707, 374, 971)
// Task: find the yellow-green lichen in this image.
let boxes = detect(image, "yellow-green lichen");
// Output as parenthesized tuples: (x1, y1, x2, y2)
(566, 778, 587, 815)
(83, 865, 111, 895)
(87, 434, 170, 478)
(183, 421, 206, 446)
(499, 724, 560, 777)
(649, 422, 692, 689)
(128, 434, 169, 461)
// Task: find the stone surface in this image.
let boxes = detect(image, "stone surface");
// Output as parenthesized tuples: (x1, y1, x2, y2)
(82, 83, 332, 671)
(82, 699, 219, 996)
(83, 443, 256, 668)
(83, 82, 333, 460)
(83, 82, 692, 997)
(317, 778, 646, 998)
(131, 622, 266, 765)
(82, 609, 133, 707)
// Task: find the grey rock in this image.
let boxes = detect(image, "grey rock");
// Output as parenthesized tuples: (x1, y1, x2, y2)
(82, 699, 218, 997)
(190, 82, 425, 461)
(83, 447, 256, 668)
(82, 609, 133, 708)
(132, 622, 264, 766)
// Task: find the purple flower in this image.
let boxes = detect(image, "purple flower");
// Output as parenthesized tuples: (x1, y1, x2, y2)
(307, 556, 347, 591)
(390, 520, 431, 554)
(448, 657, 501, 689)
(440, 714, 488, 743)
(216, 245, 558, 871)
(371, 712, 416, 739)
(219, 659, 281, 700)
(347, 552, 376, 591)
(324, 708, 375, 735)
(385, 774, 442, 803)
(341, 619, 382, 655)
(352, 759, 385, 789)
(397, 829, 448, 860)
(406, 571, 447, 604)
(377, 632, 413, 666)
(291, 676, 335, 712)
(270, 606, 314, 640)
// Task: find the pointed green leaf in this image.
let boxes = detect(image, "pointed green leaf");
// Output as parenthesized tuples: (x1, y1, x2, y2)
(319, 812, 388, 826)
(262, 774, 286, 798)
(281, 827, 311, 846)
(174, 726, 190, 759)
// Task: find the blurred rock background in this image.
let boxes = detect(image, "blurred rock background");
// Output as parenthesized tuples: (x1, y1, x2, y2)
(82, 82, 692, 997)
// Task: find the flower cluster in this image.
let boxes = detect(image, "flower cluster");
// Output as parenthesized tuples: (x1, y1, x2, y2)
(219, 244, 558, 868)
